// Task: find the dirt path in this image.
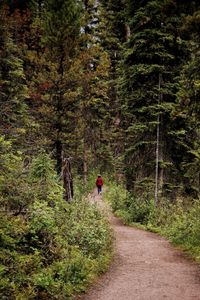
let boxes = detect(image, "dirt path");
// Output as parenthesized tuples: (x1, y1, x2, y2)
(78, 191, 200, 300)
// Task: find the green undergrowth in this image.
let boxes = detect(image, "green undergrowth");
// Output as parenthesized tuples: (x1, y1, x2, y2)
(105, 182, 200, 263)
(0, 141, 113, 299)
(73, 171, 98, 201)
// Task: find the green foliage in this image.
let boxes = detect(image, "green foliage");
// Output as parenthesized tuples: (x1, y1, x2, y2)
(65, 200, 112, 258)
(97, 0, 126, 175)
(120, 0, 200, 200)
(42, 0, 81, 47)
(107, 182, 200, 262)
(29, 152, 63, 203)
(105, 183, 155, 225)
(159, 199, 200, 260)
(105, 184, 127, 212)
(0, 135, 31, 211)
(0, 7, 29, 142)
(73, 170, 99, 200)
(0, 147, 112, 299)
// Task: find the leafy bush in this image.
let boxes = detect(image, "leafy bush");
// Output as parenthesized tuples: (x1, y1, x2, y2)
(0, 144, 113, 299)
(65, 200, 112, 258)
(161, 199, 200, 260)
(105, 184, 128, 212)
(0, 136, 33, 212)
(105, 184, 155, 225)
(73, 171, 98, 201)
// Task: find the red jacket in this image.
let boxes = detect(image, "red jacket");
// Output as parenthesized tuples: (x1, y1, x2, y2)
(96, 177, 103, 186)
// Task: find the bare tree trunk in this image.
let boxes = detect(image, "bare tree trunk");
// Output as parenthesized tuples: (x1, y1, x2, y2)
(55, 139, 62, 175)
(125, 24, 131, 41)
(83, 143, 88, 185)
(158, 114, 164, 196)
(55, 46, 65, 175)
(62, 158, 73, 201)
(155, 73, 162, 205)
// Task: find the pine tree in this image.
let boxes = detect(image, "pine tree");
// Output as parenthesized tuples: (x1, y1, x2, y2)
(73, 43, 111, 178)
(29, 0, 82, 174)
(68, 0, 112, 180)
(0, 7, 29, 145)
(121, 0, 191, 200)
(97, 0, 127, 176)
(173, 2, 200, 196)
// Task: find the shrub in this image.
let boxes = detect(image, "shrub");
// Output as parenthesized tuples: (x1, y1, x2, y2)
(105, 184, 128, 212)
(162, 199, 200, 260)
(0, 148, 113, 299)
(105, 184, 155, 225)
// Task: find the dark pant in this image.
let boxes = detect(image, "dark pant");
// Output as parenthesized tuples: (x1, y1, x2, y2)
(97, 185, 102, 194)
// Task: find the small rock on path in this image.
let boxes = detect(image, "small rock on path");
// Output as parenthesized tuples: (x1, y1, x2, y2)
(77, 191, 200, 300)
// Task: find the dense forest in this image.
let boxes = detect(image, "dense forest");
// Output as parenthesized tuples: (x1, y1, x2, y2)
(0, 0, 200, 299)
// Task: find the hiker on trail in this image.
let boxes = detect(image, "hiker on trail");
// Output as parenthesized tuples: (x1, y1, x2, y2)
(96, 175, 103, 195)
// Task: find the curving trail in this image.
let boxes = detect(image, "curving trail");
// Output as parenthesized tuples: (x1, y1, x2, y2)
(77, 191, 200, 300)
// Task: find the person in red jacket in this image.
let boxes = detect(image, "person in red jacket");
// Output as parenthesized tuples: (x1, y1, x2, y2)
(96, 175, 103, 195)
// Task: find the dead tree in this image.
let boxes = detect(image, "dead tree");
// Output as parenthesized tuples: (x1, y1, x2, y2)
(62, 158, 73, 201)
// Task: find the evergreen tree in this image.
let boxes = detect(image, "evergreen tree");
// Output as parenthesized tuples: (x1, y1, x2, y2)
(98, 0, 127, 176)
(121, 0, 191, 200)
(74, 0, 112, 178)
(29, 0, 82, 174)
(0, 7, 29, 146)
(73, 42, 111, 179)
(174, 2, 200, 196)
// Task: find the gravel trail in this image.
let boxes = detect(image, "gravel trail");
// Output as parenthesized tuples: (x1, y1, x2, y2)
(78, 191, 200, 300)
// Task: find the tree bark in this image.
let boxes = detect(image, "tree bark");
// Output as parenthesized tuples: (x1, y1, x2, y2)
(83, 142, 88, 185)
(55, 139, 62, 175)
(62, 158, 73, 201)
(155, 73, 163, 205)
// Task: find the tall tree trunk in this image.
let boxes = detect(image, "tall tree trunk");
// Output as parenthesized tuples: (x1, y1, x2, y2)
(55, 48, 65, 175)
(158, 114, 164, 197)
(83, 141, 88, 184)
(55, 139, 62, 174)
(155, 73, 162, 205)
(55, 93, 63, 174)
(125, 24, 131, 41)
(62, 158, 73, 201)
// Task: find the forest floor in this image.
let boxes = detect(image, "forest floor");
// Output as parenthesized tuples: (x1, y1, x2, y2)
(77, 190, 200, 300)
